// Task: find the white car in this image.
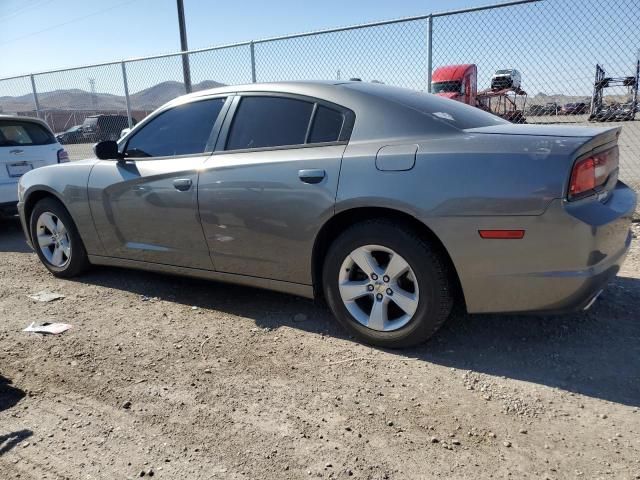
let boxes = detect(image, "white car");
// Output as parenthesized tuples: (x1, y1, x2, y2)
(1, 115, 68, 216)
(490, 69, 522, 90)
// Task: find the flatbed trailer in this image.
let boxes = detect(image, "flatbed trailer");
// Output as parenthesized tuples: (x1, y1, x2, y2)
(476, 87, 528, 123)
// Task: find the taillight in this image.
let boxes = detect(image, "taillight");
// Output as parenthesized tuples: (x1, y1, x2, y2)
(57, 148, 69, 163)
(568, 147, 618, 200)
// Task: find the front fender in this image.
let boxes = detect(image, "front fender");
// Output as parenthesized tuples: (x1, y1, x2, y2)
(19, 160, 104, 255)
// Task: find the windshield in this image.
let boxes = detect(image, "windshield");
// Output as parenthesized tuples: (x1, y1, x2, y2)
(495, 69, 512, 75)
(431, 81, 462, 94)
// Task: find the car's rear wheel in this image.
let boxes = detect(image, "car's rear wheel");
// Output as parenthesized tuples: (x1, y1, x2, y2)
(323, 219, 453, 348)
(30, 197, 89, 278)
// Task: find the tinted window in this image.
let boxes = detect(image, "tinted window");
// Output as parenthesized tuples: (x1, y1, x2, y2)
(0, 120, 55, 147)
(308, 106, 344, 143)
(226, 96, 313, 150)
(125, 98, 225, 157)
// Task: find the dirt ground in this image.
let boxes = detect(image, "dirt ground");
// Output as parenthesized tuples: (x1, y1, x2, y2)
(1, 217, 639, 480)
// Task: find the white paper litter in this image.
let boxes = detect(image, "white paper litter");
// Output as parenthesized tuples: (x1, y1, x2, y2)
(23, 322, 72, 335)
(27, 291, 65, 302)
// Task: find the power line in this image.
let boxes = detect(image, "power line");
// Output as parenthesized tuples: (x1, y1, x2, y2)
(0, 0, 54, 21)
(0, 0, 143, 46)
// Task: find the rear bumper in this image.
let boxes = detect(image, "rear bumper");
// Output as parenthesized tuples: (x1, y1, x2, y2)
(445, 181, 637, 314)
(0, 180, 19, 206)
(0, 201, 18, 216)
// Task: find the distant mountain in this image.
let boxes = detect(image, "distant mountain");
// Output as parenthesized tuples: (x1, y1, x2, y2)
(0, 80, 226, 113)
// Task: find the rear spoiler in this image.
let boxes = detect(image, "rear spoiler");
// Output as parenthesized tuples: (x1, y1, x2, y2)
(572, 126, 621, 159)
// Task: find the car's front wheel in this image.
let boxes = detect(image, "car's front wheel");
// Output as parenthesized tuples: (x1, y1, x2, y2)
(323, 219, 453, 348)
(30, 197, 90, 278)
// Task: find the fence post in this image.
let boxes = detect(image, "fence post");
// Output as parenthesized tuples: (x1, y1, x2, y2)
(121, 61, 133, 129)
(250, 41, 257, 83)
(30, 74, 41, 119)
(426, 14, 433, 93)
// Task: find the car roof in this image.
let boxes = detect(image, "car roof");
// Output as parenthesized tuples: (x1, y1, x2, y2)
(0, 114, 54, 132)
(143, 80, 502, 142)
(179, 80, 354, 102)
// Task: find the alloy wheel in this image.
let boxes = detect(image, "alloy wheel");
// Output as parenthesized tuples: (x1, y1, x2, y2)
(36, 212, 71, 268)
(338, 245, 419, 332)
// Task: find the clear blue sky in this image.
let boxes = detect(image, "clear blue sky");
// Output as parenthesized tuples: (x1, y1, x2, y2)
(0, 0, 485, 77)
(0, 0, 638, 99)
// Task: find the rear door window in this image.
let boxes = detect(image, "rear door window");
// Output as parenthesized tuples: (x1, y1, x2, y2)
(0, 120, 55, 146)
(226, 96, 314, 150)
(124, 98, 226, 158)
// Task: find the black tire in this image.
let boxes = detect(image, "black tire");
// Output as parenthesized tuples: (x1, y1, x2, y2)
(322, 219, 453, 348)
(29, 197, 90, 278)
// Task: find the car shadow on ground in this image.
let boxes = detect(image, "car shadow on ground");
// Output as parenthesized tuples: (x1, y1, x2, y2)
(0, 375, 25, 413)
(0, 217, 31, 254)
(72, 265, 640, 408)
(0, 375, 32, 457)
(0, 430, 33, 456)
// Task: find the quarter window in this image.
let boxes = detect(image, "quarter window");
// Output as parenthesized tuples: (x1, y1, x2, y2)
(308, 106, 344, 143)
(226, 96, 314, 151)
(125, 98, 225, 158)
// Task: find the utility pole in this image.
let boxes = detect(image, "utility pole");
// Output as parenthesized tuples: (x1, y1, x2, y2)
(176, 0, 192, 93)
(88, 78, 97, 109)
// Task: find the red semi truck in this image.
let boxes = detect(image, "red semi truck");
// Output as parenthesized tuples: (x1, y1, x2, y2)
(431, 64, 478, 106)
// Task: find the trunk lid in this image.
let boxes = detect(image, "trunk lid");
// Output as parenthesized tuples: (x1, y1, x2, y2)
(466, 124, 621, 202)
(0, 144, 59, 181)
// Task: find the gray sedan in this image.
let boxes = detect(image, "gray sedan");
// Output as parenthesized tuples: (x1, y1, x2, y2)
(17, 81, 637, 347)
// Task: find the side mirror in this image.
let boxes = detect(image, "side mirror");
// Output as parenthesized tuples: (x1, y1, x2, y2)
(93, 141, 121, 160)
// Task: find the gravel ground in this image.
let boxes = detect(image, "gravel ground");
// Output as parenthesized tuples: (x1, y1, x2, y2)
(1, 218, 639, 480)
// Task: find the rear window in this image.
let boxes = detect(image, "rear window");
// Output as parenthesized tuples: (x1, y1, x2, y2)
(347, 83, 507, 130)
(0, 120, 55, 147)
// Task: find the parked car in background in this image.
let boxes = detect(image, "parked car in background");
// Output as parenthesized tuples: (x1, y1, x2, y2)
(490, 69, 521, 90)
(560, 102, 589, 115)
(81, 115, 132, 142)
(527, 104, 544, 115)
(16, 81, 636, 348)
(55, 125, 84, 144)
(616, 102, 638, 121)
(528, 102, 558, 116)
(1, 115, 68, 216)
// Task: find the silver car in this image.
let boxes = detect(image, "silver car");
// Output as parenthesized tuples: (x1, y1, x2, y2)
(17, 81, 637, 348)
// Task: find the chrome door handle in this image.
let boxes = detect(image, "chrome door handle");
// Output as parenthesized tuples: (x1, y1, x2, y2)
(173, 178, 192, 191)
(298, 169, 325, 184)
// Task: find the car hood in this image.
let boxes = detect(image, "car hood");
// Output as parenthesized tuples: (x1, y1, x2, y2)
(465, 124, 619, 138)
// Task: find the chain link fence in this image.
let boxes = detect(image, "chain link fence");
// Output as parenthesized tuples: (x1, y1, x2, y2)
(1, 0, 638, 213)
